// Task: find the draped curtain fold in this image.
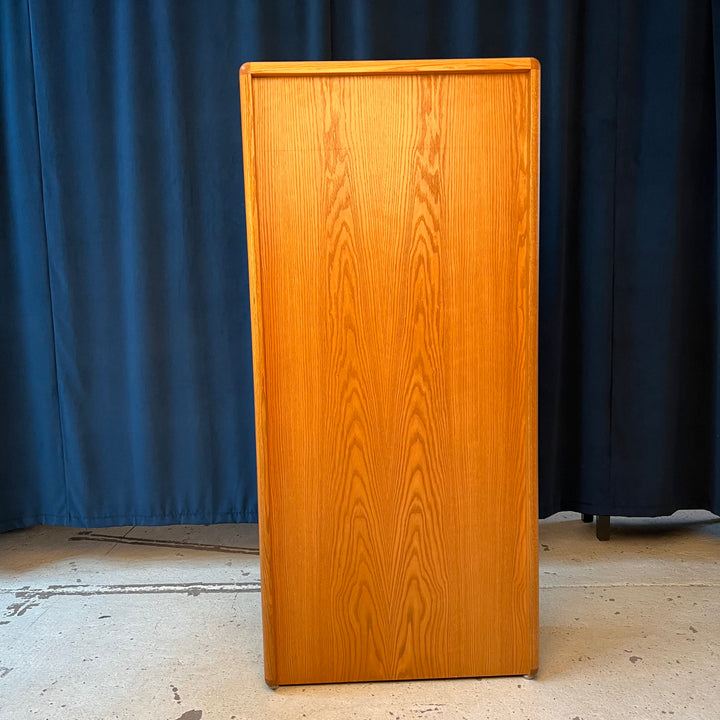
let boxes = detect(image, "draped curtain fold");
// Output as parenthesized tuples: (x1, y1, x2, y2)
(1, 0, 719, 531)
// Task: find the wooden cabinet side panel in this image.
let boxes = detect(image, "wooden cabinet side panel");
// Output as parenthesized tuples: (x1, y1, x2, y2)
(239, 67, 278, 687)
(248, 68, 538, 684)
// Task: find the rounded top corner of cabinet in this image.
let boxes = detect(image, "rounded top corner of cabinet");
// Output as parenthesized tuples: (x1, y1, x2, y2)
(528, 58, 540, 72)
(240, 62, 253, 77)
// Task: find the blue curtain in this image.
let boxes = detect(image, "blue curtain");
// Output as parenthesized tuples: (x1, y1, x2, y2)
(1, 0, 330, 531)
(1, 1, 66, 528)
(1, 1, 719, 531)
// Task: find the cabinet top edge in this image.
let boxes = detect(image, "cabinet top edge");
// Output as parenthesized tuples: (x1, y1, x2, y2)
(239, 58, 539, 78)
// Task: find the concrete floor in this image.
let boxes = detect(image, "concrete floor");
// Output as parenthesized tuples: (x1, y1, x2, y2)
(0, 512, 718, 720)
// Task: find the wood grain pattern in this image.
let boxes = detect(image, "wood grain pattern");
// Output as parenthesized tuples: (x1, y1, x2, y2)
(240, 59, 539, 686)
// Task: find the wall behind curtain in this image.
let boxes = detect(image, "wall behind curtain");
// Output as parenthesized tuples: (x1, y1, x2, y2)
(1, 0, 719, 531)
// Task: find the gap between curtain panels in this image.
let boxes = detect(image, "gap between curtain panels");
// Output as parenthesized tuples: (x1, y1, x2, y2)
(25, 0, 71, 523)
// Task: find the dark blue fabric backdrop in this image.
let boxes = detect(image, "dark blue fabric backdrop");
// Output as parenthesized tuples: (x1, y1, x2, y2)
(2, 0, 719, 531)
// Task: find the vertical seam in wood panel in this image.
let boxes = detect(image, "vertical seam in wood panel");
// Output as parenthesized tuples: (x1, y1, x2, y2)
(239, 67, 278, 688)
(527, 63, 541, 673)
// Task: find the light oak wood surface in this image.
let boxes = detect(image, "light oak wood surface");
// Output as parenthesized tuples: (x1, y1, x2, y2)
(240, 59, 539, 686)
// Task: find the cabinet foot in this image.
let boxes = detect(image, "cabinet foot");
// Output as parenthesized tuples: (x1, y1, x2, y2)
(596, 515, 610, 541)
